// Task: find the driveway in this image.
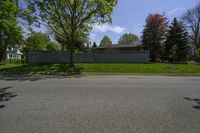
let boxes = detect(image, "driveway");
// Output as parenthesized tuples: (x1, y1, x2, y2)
(0, 75, 200, 133)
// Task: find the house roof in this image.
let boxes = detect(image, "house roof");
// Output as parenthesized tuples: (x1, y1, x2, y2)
(96, 44, 144, 49)
(96, 40, 143, 49)
(7, 46, 23, 55)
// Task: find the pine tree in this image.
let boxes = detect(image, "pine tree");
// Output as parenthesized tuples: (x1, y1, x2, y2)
(92, 42, 97, 48)
(165, 18, 189, 63)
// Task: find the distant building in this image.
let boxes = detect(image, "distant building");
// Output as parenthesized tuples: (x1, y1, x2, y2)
(7, 46, 23, 60)
(93, 42, 145, 53)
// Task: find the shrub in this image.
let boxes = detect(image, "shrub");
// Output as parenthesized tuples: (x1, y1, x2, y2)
(6, 59, 21, 64)
(67, 65, 84, 75)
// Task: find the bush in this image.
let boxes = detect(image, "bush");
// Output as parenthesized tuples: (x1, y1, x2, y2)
(6, 59, 22, 64)
(67, 65, 84, 75)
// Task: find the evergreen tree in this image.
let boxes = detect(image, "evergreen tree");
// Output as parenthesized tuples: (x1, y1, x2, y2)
(92, 42, 97, 48)
(165, 18, 189, 63)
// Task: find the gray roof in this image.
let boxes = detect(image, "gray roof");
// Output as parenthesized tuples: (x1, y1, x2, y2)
(97, 43, 144, 49)
(97, 40, 143, 49)
(7, 46, 22, 55)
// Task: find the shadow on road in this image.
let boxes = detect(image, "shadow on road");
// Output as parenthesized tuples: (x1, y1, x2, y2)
(0, 75, 43, 81)
(0, 64, 83, 81)
(184, 97, 200, 110)
(0, 74, 82, 82)
(0, 87, 17, 109)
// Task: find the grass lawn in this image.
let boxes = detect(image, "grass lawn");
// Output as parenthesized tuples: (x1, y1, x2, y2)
(0, 63, 200, 75)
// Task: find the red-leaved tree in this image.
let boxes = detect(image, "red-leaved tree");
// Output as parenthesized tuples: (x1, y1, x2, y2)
(142, 13, 168, 62)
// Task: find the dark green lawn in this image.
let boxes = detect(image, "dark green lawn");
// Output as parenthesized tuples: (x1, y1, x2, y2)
(0, 64, 69, 75)
(0, 63, 200, 75)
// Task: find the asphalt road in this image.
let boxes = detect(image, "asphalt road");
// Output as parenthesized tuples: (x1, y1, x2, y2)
(0, 75, 200, 133)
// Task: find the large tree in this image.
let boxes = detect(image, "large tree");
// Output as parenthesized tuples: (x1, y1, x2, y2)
(182, 2, 200, 59)
(46, 41, 60, 52)
(23, 32, 50, 53)
(27, 0, 117, 68)
(142, 13, 168, 62)
(118, 33, 139, 44)
(165, 18, 189, 63)
(100, 35, 112, 46)
(0, 0, 23, 64)
(23, 32, 60, 53)
(197, 48, 200, 63)
(54, 30, 89, 52)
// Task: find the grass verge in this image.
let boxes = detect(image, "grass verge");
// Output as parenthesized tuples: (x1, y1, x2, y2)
(0, 63, 200, 75)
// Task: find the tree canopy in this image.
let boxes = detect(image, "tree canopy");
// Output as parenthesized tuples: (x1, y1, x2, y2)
(46, 41, 60, 52)
(23, 32, 50, 52)
(100, 35, 112, 46)
(182, 2, 200, 60)
(165, 18, 189, 63)
(23, 32, 60, 53)
(27, 0, 118, 67)
(0, 0, 23, 63)
(142, 13, 168, 62)
(197, 48, 200, 63)
(118, 33, 139, 44)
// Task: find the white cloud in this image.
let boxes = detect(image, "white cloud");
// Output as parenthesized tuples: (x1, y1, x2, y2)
(110, 26, 126, 34)
(93, 24, 126, 34)
(89, 33, 96, 41)
(94, 24, 109, 33)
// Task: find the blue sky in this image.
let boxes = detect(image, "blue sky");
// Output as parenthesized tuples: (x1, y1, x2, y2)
(90, 0, 198, 45)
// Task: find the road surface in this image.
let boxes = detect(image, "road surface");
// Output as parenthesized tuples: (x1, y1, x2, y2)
(0, 75, 200, 133)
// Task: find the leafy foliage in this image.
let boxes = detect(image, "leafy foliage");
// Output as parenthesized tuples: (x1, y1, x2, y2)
(0, 0, 23, 63)
(118, 33, 139, 44)
(23, 32, 50, 52)
(197, 48, 200, 63)
(23, 32, 60, 53)
(53, 27, 89, 51)
(165, 18, 189, 63)
(142, 13, 168, 62)
(169, 45, 177, 64)
(100, 35, 112, 46)
(26, 0, 118, 67)
(46, 41, 60, 52)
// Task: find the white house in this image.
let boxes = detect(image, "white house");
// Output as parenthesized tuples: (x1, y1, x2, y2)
(7, 46, 23, 60)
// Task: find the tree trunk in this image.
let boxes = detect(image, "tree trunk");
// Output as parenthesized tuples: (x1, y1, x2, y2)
(0, 46, 7, 64)
(69, 41, 75, 68)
